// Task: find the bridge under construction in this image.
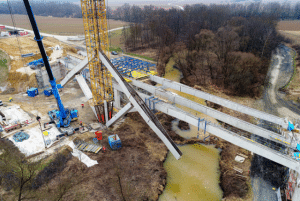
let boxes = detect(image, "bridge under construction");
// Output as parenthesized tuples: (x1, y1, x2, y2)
(61, 52, 300, 173)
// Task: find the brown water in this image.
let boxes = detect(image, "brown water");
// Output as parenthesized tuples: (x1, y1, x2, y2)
(159, 60, 223, 201)
(159, 144, 222, 201)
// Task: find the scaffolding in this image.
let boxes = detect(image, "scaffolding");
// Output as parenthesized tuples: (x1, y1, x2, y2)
(80, 0, 113, 123)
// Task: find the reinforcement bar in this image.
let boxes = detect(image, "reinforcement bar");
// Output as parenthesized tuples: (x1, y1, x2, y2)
(149, 75, 286, 127)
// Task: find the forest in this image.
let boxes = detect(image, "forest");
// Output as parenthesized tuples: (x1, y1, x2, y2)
(116, 3, 293, 97)
(1, 1, 300, 96)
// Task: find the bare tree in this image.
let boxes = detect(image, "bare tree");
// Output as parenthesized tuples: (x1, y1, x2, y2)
(0, 144, 41, 201)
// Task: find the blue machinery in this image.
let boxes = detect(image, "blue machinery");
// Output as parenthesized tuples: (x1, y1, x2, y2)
(27, 57, 48, 68)
(111, 56, 156, 77)
(23, 0, 77, 128)
(197, 118, 209, 141)
(81, 56, 156, 81)
(145, 96, 162, 114)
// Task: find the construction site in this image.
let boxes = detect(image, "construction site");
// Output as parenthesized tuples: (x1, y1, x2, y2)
(1, 0, 300, 201)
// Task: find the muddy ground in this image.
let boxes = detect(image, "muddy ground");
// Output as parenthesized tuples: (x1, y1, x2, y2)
(0, 78, 204, 200)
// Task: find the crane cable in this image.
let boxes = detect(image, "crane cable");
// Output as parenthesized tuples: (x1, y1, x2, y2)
(6, 0, 30, 87)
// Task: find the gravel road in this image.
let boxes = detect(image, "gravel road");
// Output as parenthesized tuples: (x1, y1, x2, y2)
(251, 44, 297, 201)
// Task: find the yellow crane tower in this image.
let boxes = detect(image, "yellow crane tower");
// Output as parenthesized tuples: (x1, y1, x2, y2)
(80, 0, 113, 123)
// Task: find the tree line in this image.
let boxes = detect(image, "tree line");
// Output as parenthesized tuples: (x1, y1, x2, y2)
(2, 1, 300, 21)
(0, 1, 82, 18)
(119, 3, 291, 97)
(108, 2, 300, 22)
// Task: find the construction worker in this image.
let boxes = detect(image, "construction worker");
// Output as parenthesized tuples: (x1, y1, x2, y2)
(80, 121, 83, 127)
(9, 97, 13, 102)
(102, 146, 106, 153)
(81, 103, 84, 108)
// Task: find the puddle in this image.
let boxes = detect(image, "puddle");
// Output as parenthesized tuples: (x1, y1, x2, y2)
(159, 144, 222, 201)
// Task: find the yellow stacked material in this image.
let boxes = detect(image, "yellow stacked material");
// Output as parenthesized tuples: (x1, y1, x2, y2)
(109, 74, 132, 83)
(124, 77, 132, 83)
(131, 71, 148, 79)
(147, 71, 158, 76)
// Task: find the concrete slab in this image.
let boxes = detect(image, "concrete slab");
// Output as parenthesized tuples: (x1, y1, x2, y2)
(7, 125, 62, 157)
(1, 105, 32, 124)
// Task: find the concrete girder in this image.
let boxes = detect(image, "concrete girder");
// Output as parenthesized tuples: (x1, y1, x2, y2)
(149, 75, 286, 127)
(113, 83, 300, 173)
(99, 52, 182, 160)
(106, 103, 133, 127)
(129, 79, 290, 147)
(61, 57, 88, 87)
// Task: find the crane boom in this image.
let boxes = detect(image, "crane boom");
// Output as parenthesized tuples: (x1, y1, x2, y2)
(23, 0, 77, 127)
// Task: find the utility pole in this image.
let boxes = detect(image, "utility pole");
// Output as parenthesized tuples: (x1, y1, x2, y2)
(36, 115, 46, 148)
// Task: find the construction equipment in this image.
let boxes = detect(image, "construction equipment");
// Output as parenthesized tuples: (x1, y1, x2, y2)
(108, 134, 122, 150)
(27, 87, 38, 97)
(28, 57, 48, 69)
(80, 0, 114, 124)
(13, 131, 29, 142)
(0, 110, 5, 121)
(79, 0, 182, 160)
(44, 84, 63, 97)
(75, 140, 102, 153)
(21, 53, 35, 58)
(23, 0, 78, 128)
(4, 122, 22, 133)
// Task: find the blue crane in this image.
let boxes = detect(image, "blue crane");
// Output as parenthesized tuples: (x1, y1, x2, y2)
(23, 0, 77, 128)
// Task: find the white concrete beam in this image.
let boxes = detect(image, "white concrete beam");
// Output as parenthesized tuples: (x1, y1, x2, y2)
(114, 88, 121, 109)
(99, 52, 182, 160)
(106, 103, 133, 127)
(104, 100, 109, 124)
(129, 79, 290, 147)
(150, 75, 286, 127)
(133, 90, 300, 173)
(75, 75, 93, 100)
(61, 57, 88, 87)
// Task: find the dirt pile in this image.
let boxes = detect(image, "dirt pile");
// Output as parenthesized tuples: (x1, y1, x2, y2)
(7, 72, 38, 93)
(218, 141, 251, 198)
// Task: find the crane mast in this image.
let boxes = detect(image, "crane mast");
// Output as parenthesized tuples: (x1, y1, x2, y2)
(81, 0, 114, 123)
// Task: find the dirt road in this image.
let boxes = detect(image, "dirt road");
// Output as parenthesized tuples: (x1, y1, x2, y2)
(252, 44, 297, 201)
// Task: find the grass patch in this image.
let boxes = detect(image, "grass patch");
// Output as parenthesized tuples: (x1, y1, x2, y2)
(125, 52, 155, 61)
(109, 46, 123, 52)
(108, 29, 123, 38)
(0, 50, 9, 84)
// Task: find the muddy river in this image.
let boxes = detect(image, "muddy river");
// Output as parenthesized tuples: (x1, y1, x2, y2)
(159, 61, 223, 200)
